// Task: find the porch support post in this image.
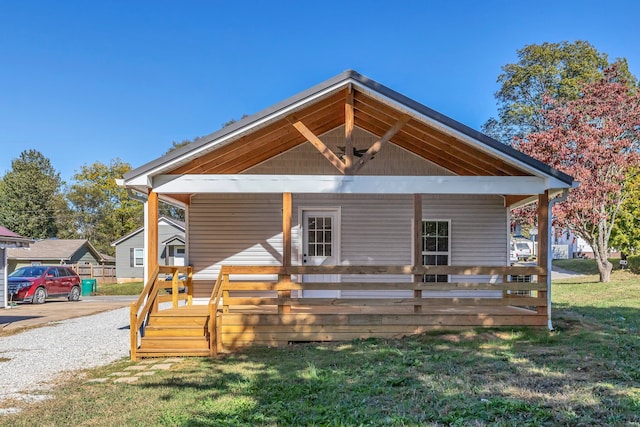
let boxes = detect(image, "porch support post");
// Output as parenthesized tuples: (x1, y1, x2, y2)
(344, 88, 354, 174)
(413, 194, 422, 313)
(146, 190, 159, 282)
(279, 192, 292, 314)
(537, 191, 549, 316)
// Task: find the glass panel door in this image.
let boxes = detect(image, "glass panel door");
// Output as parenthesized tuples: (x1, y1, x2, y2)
(301, 209, 339, 297)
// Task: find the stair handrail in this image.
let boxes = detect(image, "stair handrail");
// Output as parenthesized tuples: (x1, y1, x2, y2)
(130, 265, 161, 361)
(208, 267, 226, 356)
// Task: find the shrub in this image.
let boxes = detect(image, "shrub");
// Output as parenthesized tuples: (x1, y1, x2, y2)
(626, 255, 640, 274)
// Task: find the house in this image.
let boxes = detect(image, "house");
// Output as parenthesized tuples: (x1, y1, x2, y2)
(111, 217, 185, 283)
(120, 70, 576, 359)
(7, 239, 112, 273)
(0, 226, 32, 308)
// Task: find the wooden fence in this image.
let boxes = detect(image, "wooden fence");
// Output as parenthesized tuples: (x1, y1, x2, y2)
(68, 264, 116, 284)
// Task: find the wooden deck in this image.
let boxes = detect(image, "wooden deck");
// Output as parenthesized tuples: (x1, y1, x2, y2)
(130, 265, 549, 359)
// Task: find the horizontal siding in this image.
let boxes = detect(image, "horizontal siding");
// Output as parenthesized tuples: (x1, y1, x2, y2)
(294, 194, 413, 298)
(115, 222, 185, 280)
(190, 194, 283, 281)
(188, 193, 508, 299)
(423, 194, 507, 297)
(115, 232, 143, 280)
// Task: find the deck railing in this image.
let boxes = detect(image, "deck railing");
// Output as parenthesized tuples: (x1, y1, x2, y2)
(129, 265, 193, 360)
(208, 264, 547, 353)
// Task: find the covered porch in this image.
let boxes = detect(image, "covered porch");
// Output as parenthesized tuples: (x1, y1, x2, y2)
(129, 189, 552, 360)
(122, 70, 573, 359)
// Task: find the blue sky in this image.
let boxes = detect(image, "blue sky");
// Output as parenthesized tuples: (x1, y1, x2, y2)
(1, 0, 639, 184)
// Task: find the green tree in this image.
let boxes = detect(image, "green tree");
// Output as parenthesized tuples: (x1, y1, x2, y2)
(221, 114, 249, 128)
(166, 139, 194, 154)
(483, 40, 636, 143)
(610, 168, 640, 256)
(0, 149, 67, 238)
(66, 159, 143, 256)
(516, 66, 640, 282)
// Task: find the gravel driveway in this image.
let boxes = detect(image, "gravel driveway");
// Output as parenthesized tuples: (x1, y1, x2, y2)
(0, 306, 130, 412)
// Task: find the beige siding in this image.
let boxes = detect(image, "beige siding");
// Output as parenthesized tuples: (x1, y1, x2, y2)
(422, 194, 508, 297)
(293, 194, 413, 298)
(245, 126, 454, 176)
(189, 194, 283, 281)
(188, 193, 508, 298)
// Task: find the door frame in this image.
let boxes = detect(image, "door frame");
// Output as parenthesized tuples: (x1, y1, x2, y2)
(297, 206, 342, 266)
(298, 206, 341, 297)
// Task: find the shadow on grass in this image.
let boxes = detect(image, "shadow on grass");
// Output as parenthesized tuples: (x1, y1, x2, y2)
(134, 306, 640, 426)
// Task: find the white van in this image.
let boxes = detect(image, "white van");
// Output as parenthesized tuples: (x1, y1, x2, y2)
(511, 240, 532, 261)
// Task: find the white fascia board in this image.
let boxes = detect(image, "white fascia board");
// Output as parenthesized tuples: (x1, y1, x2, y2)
(127, 81, 352, 185)
(353, 84, 560, 181)
(152, 174, 554, 195)
(126, 176, 153, 187)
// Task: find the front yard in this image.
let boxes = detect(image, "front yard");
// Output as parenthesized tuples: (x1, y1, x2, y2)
(1, 271, 639, 426)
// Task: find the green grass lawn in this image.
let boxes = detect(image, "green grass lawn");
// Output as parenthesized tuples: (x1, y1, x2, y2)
(2, 272, 639, 426)
(553, 257, 622, 275)
(94, 281, 144, 296)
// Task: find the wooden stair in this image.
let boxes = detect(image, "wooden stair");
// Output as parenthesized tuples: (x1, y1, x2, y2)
(137, 306, 211, 358)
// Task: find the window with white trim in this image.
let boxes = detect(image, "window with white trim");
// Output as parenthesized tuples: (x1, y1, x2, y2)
(133, 248, 144, 267)
(422, 220, 450, 283)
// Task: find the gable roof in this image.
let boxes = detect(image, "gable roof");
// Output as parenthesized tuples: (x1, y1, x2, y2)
(7, 239, 105, 262)
(111, 217, 186, 246)
(161, 234, 186, 246)
(123, 69, 574, 192)
(0, 225, 32, 248)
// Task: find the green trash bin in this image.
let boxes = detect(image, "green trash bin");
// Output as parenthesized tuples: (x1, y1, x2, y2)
(81, 279, 97, 296)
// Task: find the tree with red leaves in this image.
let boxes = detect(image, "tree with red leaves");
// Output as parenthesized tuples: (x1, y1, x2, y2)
(516, 66, 640, 282)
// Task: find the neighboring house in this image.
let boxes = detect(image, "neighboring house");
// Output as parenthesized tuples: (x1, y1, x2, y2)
(120, 70, 576, 357)
(0, 226, 33, 308)
(550, 227, 608, 259)
(111, 217, 185, 283)
(7, 239, 111, 273)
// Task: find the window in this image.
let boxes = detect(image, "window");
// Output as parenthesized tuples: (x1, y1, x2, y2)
(422, 220, 450, 283)
(306, 215, 332, 257)
(133, 248, 144, 267)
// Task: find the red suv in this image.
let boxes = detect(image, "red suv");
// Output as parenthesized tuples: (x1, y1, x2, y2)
(7, 266, 81, 304)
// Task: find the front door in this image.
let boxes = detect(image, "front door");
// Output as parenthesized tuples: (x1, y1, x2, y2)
(173, 246, 185, 266)
(301, 209, 340, 298)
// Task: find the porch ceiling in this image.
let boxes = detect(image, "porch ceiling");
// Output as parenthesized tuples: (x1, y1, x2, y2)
(167, 87, 529, 177)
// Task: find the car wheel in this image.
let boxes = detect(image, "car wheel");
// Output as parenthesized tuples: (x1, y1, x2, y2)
(68, 286, 81, 301)
(33, 287, 46, 304)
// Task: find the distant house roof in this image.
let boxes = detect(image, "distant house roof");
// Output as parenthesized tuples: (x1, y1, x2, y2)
(0, 225, 33, 248)
(161, 235, 186, 246)
(100, 253, 116, 263)
(7, 239, 106, 262)
(111, 217, 186, 247)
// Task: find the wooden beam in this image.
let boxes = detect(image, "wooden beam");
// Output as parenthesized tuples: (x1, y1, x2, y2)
(505, 195, 533, 207)
(413, 194, 422, 313)
(352, 115, 410, 174)
(282, 192, 292, 268)
(290, 119, 346, 174)
(147, 191, 159, 279)
(279, 193, 292, 314)
(344, 89, 354, 174)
